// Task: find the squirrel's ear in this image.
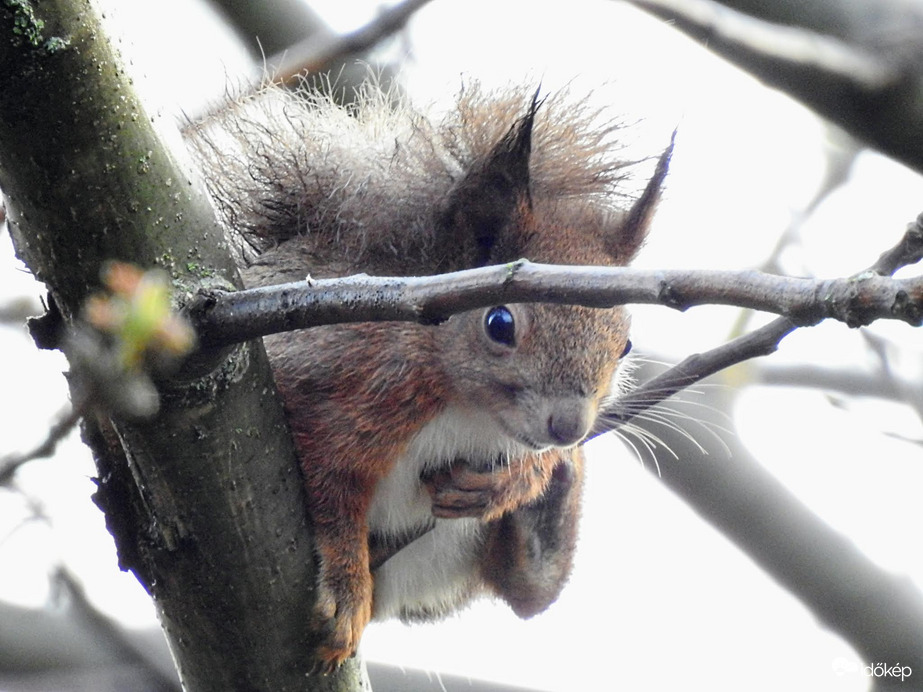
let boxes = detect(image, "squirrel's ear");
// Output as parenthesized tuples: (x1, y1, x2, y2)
(438, 91, 541, 268)
(610, 131, 675, 262)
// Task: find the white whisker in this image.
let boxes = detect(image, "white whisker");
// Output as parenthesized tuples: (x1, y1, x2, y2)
(644, 402, 733, 438)
(630, 410, 710, 455)
(609, 427, 663, 477)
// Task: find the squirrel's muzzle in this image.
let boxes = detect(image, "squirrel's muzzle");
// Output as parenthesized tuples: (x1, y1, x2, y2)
(546, 400, 594, 447)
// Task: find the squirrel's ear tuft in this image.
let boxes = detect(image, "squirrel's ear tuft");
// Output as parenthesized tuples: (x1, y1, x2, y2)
(482, 87, 541, 208)
(610, 130, 674, 262)
(438, 91, 542, 268)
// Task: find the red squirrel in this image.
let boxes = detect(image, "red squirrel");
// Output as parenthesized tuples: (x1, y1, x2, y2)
(190, 81, 670, 672)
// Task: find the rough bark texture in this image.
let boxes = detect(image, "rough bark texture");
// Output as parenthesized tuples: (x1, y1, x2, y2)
(0, 1, 366, 689)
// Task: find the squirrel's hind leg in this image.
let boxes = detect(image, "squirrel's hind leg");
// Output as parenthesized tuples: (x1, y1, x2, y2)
(304, 472, 377, 673)
(479, 451, 585, 618)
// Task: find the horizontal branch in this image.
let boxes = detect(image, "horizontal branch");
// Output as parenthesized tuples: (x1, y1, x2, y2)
(189, 261, 923, 348)
(594, 213, 923, 435)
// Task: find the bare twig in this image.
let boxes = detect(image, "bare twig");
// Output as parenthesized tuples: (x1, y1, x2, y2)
(593, 316, 798, 437)
(756, 361, 922, 407)
(596, 213, 923, 434)
(270, 0, 436, 85)
(871, 212, 923, 277)
(190, 261, 923, 348)
(0, 405, 82, 486)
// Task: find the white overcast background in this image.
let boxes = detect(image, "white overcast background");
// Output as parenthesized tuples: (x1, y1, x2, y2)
(2, 1, 923, 690)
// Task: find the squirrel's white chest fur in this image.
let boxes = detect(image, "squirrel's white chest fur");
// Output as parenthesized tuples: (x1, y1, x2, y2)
(368, 406, 529, 621)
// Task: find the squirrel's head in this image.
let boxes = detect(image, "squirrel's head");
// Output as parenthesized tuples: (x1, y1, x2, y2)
(436, 92, 672, 450)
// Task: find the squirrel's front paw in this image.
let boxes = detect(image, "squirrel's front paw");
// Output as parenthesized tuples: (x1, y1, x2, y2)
(424, 461, 506, 520)
(309, 572, 373, 674)
(424, 453, 559, 521)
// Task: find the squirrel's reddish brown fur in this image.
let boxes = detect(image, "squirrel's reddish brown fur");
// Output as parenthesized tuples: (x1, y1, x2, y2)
(190, 80, 670, 672)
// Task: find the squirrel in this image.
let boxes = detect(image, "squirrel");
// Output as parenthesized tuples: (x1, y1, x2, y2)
(189, 79, 670, 672)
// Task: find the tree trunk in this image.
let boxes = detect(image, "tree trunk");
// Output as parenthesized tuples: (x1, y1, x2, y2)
(0, 1, 366, 689)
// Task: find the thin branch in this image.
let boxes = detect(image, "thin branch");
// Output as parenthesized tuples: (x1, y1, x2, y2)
(189, 260, 923, 348)
(270, 0, 436, 85)
(696, 0, 923, 50)
(190, 221, 923, 549)
(859, 328, 923, 424)
(597, 211, 923, 434)
(205, 0, 333, 60)
(871, 212, 923, 277)
(726, 126, 860, 344)
(756, 361, 918, 402)
(593, 315, 797, 436)
(0, 404, 82, 485)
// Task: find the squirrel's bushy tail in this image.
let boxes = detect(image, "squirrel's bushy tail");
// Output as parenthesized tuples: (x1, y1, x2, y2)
(188, 79, 637, 274)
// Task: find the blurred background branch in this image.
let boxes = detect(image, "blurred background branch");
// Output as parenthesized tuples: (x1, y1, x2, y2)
(624, 0, 923, 174)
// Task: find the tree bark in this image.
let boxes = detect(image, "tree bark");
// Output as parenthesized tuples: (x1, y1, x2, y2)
(0, 1, 365, 689)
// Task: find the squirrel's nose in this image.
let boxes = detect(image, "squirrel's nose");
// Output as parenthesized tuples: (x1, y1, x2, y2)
(547, 403, 592, 446)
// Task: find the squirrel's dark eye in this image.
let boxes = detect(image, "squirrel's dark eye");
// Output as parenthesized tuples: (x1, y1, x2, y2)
(484, 306, 516, 346)
(620, 339, 632, 358)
